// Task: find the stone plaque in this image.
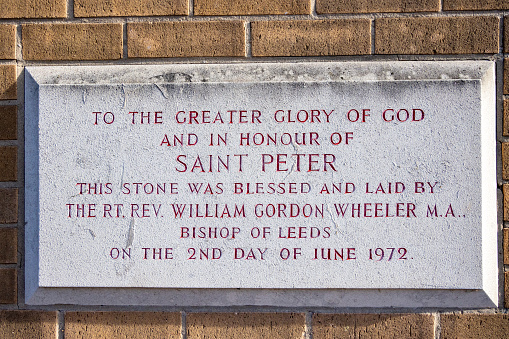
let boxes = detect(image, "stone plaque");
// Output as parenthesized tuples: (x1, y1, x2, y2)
(25, 61, 497, 307)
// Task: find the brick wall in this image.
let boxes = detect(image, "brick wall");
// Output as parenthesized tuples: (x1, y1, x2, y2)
(0, 0, 508, 337)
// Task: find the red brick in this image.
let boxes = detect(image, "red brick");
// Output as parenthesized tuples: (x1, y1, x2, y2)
(0, 269, 16, 304)
(505, 17, 509, 53)
(252, 19, 371, 57)
(504, 100, 509, 136)
(375, 16, 499, 54)
(317, 0, 439, 14)
(65, 312, 180, 338)
(506, 58, 509, 94)
(22, 23, 123, 61)
(128, 21, 245, 58)
(195, 0, 310, 15)
(313, 313, 434, 338)
(0, 65, 16, 100)
(441, 314, 509, 338)
(0, 106, 16, 140)
(0, 189, 17, 223)
(444, 0, 509, 10)
(506, 272, 509, 308)
(75, 0, 188, 17)
(505, 185, 509, 221)
(187, 313, 305, 338)
(0, 147, 16, 181)
(0, 228, 16, 264)
(0, 25, 15, 60)
(0, 0, 66, 18)
(0, 311, 57, 337)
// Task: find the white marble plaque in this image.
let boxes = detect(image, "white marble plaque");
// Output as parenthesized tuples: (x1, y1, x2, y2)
(25, 61, 497, 307)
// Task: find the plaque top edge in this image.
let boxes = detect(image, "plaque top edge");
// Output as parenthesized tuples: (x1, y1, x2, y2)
(25, 60, 493, 85)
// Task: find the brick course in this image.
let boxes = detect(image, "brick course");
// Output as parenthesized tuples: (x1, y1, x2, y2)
(0, 0, 66, 18)
(0, 189, 17, 223)
(443, 0, 509, 10)
(65, 312, 181, 338)
(0, 106, 16, 140)
(0, 311, 57, 337)
(316, 0, 439, 14)
(441, 314, 509, 338)
(0, 25, 15, 60)
(74, 0, 188, 17)
(22, 23, 123, 61)
(0, 147, 17, 182)
(251, 19, 371, 57)
(128, 21, 245, 58)
(0, 65, 16, 100)
(375, 17, 499, 54)
(0, 228, 17, 264)
(195, 0, 310, 15)
(187, 313, 305, 338)
(0, 269, 16, 304)
(313, 313, 434, 338)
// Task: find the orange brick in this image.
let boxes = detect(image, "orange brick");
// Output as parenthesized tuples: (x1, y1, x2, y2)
(0, 65, 16, 100)
(506, 272, 509, 308)
(316, 0, 438, 14)
(0, 228, 16, 264)
(505, 185, 509, 221)
(195, 0, 310, 15)
(313, 313, 434, 338)
(0, 106, 16, 140)
(252, 19, 371, 57)
(441, 314, 509, 338)
(0, 189, 17, 224)
(0, 147, 16, 181)
(65, 312, 180, 338)
(75, 0, 187, 17)
(22, 23, 122, 61)
(0, 25, 15, 60)
(128, 21, 245, 58)
(504, 228, 509, 265)
(444, 0, 509, 10)
(0, 0, 66, 18)
(187, 313, 305, 339)
(375, 16, 499, 54)
(503, 143, 509, 180)
(506, 17, 509, 53)
(506, 58, 509, 94)
(0, 311, 57, 337)
(504, 100, 509, 136)
(0, 269, 16, 304)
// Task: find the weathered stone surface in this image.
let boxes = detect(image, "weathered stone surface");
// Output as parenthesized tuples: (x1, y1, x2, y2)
(0, 147, 16, 181)
(187, 313, 305, 338)
(128, 21, 245, 58)
(0, 65, 16, 100)
(0, 0, 66, 18)
(0, 106, 16, 140)
(375, 17, 499, 54)
(0, 189, 17, 223)
(65, 312, 180, 338)
(0, 269, 16, 304)
(22, 23, 123, 61)
(506, 272, 509, 308)
(0, 311, 57, 337)
(316, 0, 439, 13)
(252, 19, 371, 56)
(444, 0, 509, 10)
(313, 313, 434, 338)
(0, 25, 15, 59)
(0, 228, 17, 264)
(441, 314, 509, 338)
(506, 17, 509, 53)
(504, 99, 509, 136)
(195, 0, 310, 15)
(75, 0, 188, 17)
